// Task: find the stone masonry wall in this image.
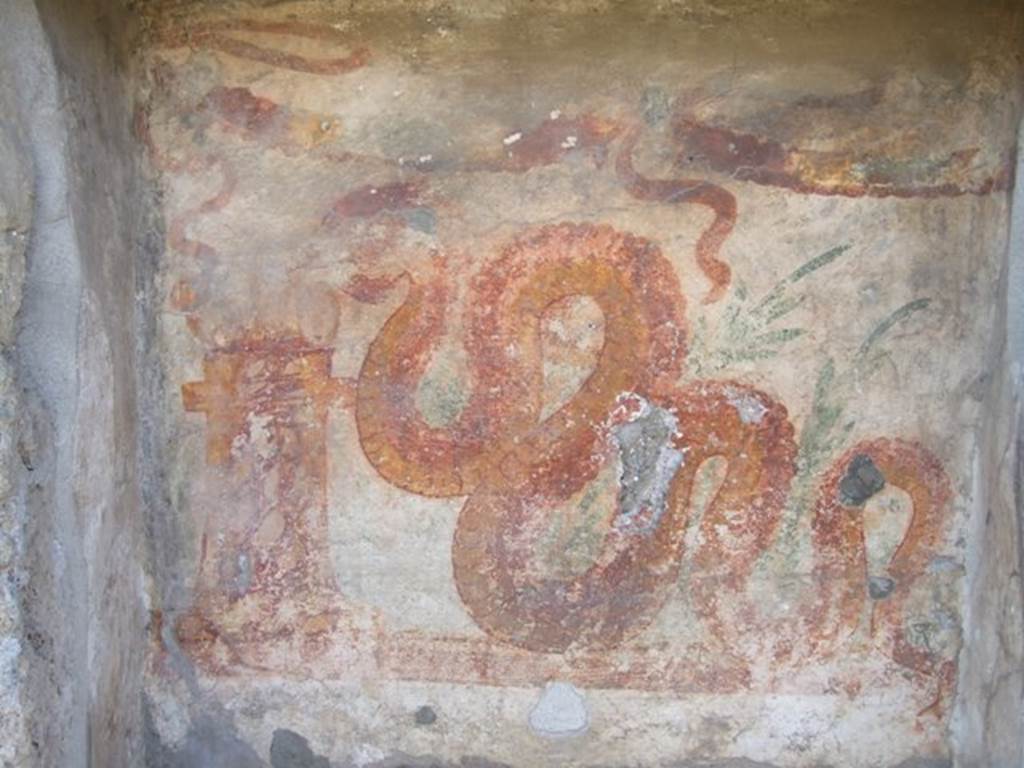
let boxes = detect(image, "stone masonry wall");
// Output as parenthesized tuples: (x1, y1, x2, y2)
(0, 0, 148, 764)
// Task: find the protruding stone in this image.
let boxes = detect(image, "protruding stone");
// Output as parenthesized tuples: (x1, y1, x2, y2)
(528, 681, 588, 739)
(414, 705, 437, 726)
(868, 575, 896, 600)
(270, 728, 330, 768)
(839, 454, 886, 506)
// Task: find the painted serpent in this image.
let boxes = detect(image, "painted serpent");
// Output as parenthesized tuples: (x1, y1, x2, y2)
(355, 219, 953, 705)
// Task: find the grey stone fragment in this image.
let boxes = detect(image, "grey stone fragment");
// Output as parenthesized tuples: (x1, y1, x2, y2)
(527, 681, 588, 739)
(869, 575, 896, 600)
(271, 728, 331, 768)
(838, 453, 886, 506)
(414, 705, 437, 726)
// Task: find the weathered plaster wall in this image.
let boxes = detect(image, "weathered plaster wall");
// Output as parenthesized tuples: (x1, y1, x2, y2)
(0, 0, 148, 764)
(1, 1, 1023, 767)
(0, 4, 35, 761)
(134, 2, 1024, 767)
(953, 116, 1024, 768)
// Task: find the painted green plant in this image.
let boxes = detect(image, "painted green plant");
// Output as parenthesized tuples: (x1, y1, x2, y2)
(688, 244, 851, 377)
(796, 296, 932, 479)
(688, 243, 934, 563)
(775, 296, 932, 558)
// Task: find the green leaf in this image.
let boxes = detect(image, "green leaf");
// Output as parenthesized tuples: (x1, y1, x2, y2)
(858, 298, 931, 360)
(787, 244, 851, 285)
(754, 244, 851, 317)
(813, 357, 836, 404)
(721, 347, 780, 364)
(763, 294, 807, 324)
(751, 328, 806, 347)
(796, 358, 843, 475)
(722, 302, 746, 341)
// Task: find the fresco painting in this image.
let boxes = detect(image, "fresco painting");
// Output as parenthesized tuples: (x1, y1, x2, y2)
(137, 10, 1013, 762)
